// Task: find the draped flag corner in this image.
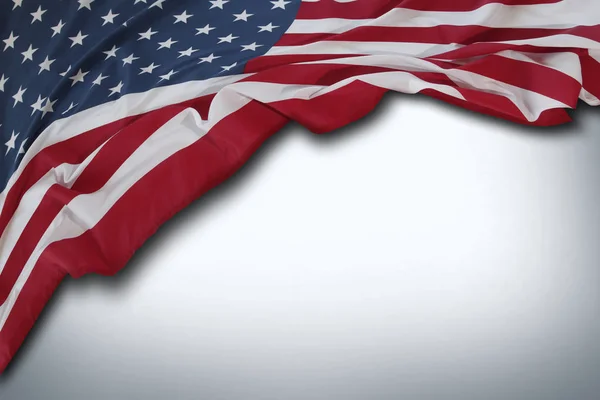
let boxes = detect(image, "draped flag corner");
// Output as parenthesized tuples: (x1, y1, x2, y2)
(0, 0, 599, 371)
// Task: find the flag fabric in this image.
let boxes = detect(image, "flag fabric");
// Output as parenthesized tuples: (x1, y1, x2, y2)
(0, 0, 598, 371)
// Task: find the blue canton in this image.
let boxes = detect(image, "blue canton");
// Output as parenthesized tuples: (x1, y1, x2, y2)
(0, 0, 301, 191)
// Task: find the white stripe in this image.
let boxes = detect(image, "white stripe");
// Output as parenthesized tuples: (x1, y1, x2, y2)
(266, 33, 600, 61)
(288, 1, 600, 34)
(580, 88, 600, 105)
(491, 34, 600, 52)
(301, 0, 357, 2)
(266, 41, 465, 58)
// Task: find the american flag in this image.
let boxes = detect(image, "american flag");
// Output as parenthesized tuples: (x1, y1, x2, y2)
(0, 0, 598, 371)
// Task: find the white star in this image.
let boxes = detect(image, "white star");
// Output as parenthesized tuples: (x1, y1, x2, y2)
(0, 74, 8, 92)
(12, 86, 26, 107)
(217, 33, 238, 44)
(12, 0, 23, 10)
(38, 56, 55, 74)
(108, 81, 124, 96)
(209, 0, 229, 10)
(51, 20, 66, 37)
(157, 38, 177, 49)
(3, 31, 18, 51)
(42, 98, 57, 118)
(18, 138, 28, 156)
(101, 10, 119, 26)
(178, 47, 198, 58)
(21, 45, 38, 63)
(158, 69, 177, 82)
(138, 28, 157, 41)
(198, 53, 220, 64)
(271, 0, 291, 10)
(30, 95, 46, 115)
(139, 62, 160, 75)
(103, 45, 119, 60)
(92, 73, 109, 86)
(241, 42, 263, 52)
(5, 131, 19, 155)
(30, 6, 47, 23)
(174, 11, 193, 24)
(69, 69, 89, 86)
(59, 65, 71, 77)
(122, 53, 139, 65)
(233, 10, 253, 22)
(196, 24, 215, 35)
(62, 102, 78, 115)
(150, 0, 166, 9)
(134, 0, 147, 3)
(258, 23, 279, 33)
(78, 0, 94, 10)
(69, 31, 88, 47)
(221, 62, 237, 72)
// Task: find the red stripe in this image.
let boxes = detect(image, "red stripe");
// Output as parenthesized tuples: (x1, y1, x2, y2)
(277, 25, 600, 47)
(247, 63, 397, 86)
(245, 53, 356, 73)
(0, 251, 65, 373)
(296, 0, 561, 20)
(432, 42, 578, 60)
(580, 52, 600, 99)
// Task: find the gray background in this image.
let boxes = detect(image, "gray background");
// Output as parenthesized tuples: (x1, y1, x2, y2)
(0, 95, 599, 399)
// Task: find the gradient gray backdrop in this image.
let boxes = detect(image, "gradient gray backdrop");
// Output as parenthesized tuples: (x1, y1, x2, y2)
(0, 96, 599, 400)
